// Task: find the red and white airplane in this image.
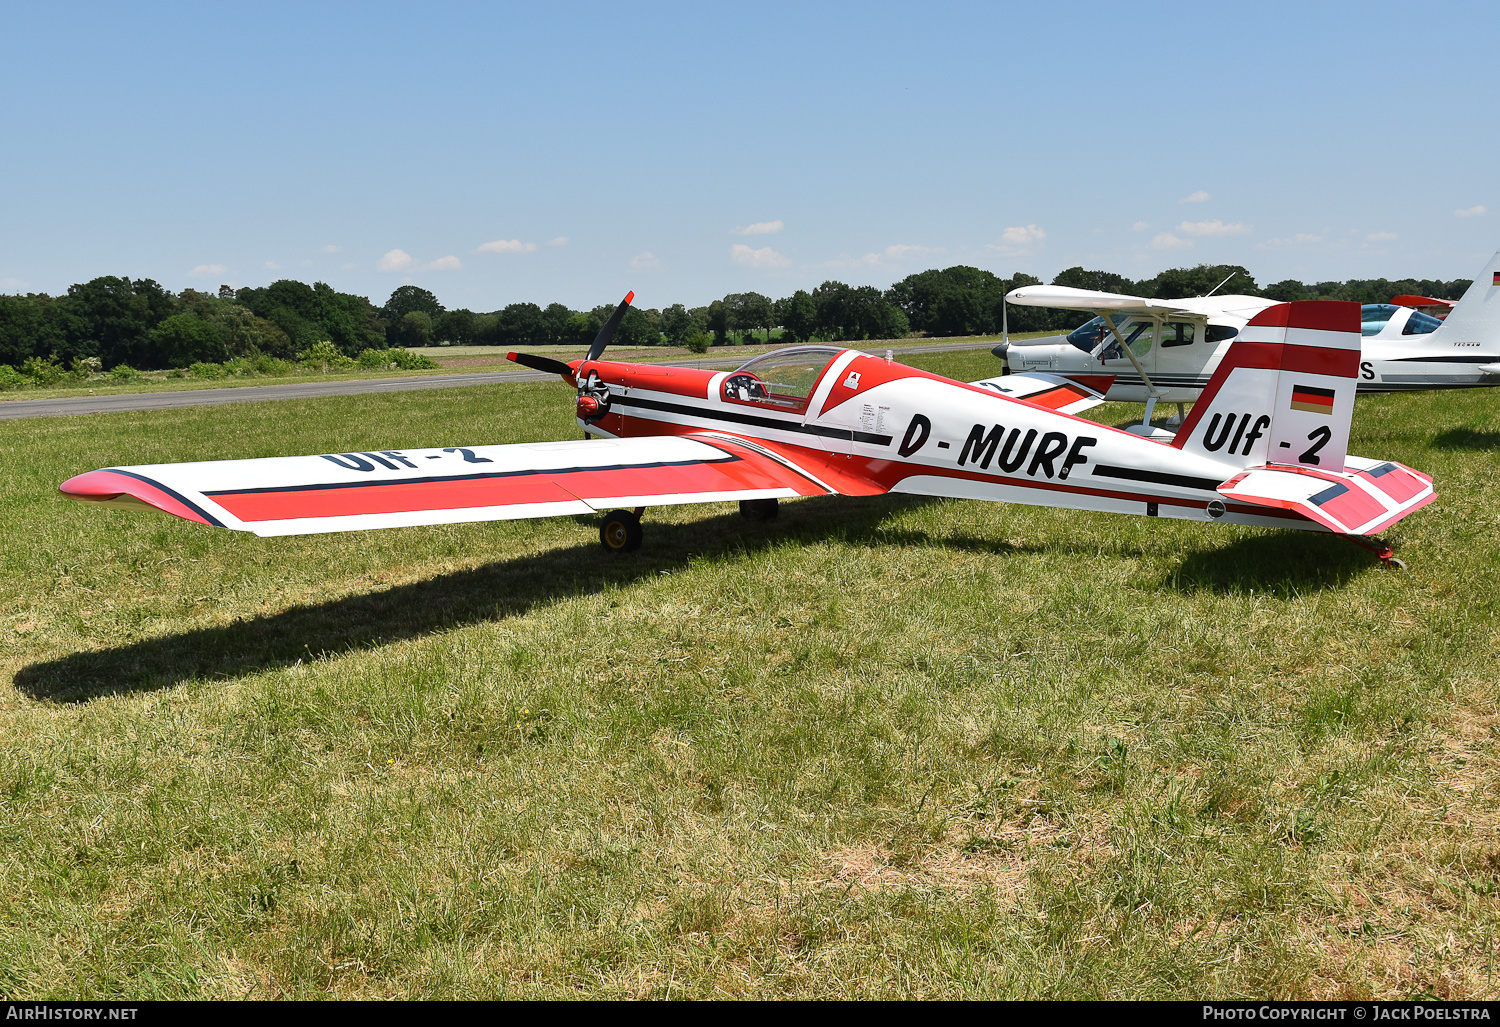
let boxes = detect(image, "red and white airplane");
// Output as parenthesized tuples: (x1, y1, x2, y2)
(60, 295, 1434, 565)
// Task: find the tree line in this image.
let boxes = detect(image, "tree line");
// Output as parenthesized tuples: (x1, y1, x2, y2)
(0, 263, 1473, 373)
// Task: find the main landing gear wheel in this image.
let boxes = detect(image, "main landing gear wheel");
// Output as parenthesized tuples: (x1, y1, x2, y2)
(599, 509, 643, 553)
(739, 498, 780, 521)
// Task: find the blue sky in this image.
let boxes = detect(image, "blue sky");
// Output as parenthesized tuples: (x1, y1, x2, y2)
(2, 1, 1496, 311)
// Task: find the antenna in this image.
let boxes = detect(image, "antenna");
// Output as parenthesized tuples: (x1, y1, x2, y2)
(1203, 270, 1237, 298)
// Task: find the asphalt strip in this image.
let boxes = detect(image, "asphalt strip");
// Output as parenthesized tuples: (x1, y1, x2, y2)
(0, 340, 1001, 421)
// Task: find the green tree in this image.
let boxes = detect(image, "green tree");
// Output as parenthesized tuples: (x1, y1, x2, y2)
(660, 303, 694, 346)
(705, 300, 728, 345)
(397, 311, 433, 347)
(60, 276, 175, 368)
(1142, 264, 1259, 299)
(775, 290, 817, 343)
(497, 303, 546, 347)
(384, 285, 444, 322)
(153, 313, 231, 365)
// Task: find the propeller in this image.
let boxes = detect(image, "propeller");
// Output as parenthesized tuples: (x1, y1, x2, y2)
(587, 291, 634, 361)
(504, 290, 635, 379)
(506, 351, 572, 376)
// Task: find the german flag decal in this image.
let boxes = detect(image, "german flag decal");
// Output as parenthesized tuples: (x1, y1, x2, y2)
(1493, 271, 1500, 286)
(1289, 384, 1336, 415)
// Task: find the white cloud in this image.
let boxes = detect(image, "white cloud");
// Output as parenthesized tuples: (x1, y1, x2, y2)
(1001, 224, 1045, 247)
(1456, 205, 1487, 218)
(1132, 221, 1150, 232)
(1258, 233, 1324, 249)
(985, 224, 1046, 256)
(730, 244, 791, 269)
(548, 237, 569, 246)
(1366, 231, 1398, 242)
(824, 244, 940, 269)
(1178, 219, 1250, 237)
(1180, 190, 1211, 204)
(318, 244, 341, 254)
(1152, 232, 1193, 250)
(734, 220, 784, 236)
(377, 249, 414, 272)
(477, 239, 538, 254)
(0, 277, 30, 292)
(420, 255, 462, 271)
(188, 263, 228, 278)
(264, 261, 281, 270)
(630, 251, 662, 271)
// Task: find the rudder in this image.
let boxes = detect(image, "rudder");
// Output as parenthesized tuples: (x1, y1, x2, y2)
(1172, 300, 1360, 471)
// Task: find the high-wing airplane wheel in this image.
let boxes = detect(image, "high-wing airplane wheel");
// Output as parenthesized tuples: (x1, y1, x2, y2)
(599, 509, 643, 553)
(739, 498, 780, 521)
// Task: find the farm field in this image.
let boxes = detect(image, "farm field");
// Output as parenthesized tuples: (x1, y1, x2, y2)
(2, 346, 1498, 998)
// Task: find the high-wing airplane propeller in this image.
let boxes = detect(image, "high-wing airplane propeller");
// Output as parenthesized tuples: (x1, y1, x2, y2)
(60, 296, 1433, 567)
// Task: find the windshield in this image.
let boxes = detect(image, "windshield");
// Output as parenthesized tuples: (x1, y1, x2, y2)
(731, 346, 846, 405)
(1402, 310, 1443, 336)
(1066, 314, 1127, 352)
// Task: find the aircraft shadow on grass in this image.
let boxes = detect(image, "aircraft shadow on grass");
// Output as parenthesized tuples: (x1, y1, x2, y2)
(1431, 427, 1500, 450)
(14, 494, 1377, 703)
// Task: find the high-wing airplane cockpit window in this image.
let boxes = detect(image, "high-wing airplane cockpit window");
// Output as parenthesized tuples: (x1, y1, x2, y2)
(1361, 304, 1399, 337)
(1401, 310, 1443, 336)
(1066, 314, 1127, 352)
(1205, 325, 1240, 343)
(724, 346, 845, 409)
(1161, 322, 1197, 347)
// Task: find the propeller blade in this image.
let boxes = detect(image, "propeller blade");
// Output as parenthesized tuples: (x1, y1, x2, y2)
(586, 291, 635, 361)
(506, 351, 573, 376)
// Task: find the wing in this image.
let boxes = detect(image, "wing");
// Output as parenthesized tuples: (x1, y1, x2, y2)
(1216, 458, 1435, 535)
(967, 371, 1113, 414)
(1005, 284, 1189, 315)
(60, 434, 833, 537)
(1005, 285, 1274, 322)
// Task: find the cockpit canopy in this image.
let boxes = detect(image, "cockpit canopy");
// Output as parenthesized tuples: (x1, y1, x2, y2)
(1360, 304, 1442, 337)
(725, 345, 846, 409)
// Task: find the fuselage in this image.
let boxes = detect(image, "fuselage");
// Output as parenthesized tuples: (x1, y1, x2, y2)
(1005, 301, 1500, 402)
(569, 345, 1324, 531)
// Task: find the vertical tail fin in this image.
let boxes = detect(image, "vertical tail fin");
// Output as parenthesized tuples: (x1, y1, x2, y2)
(1172, 300, 1360, 471)
(1432, 248, 1500, 345)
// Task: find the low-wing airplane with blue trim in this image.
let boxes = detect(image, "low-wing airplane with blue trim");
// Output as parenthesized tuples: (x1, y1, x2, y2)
(61, 294, 1433, 567)
(995, 249, 1500, 424)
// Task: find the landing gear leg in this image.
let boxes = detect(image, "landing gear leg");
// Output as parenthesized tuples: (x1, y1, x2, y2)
(599, 509, 643, 553)
(739, 498, 780, 521)
(1348, 535, 1405, 570)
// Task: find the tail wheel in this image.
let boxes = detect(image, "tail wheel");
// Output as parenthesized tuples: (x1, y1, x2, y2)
(599, 509, 643, 553)
(739, 498, 780, 521)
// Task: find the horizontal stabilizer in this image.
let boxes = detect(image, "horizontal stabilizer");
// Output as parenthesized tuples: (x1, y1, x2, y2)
(968, 371, 1112, 415)
(1217, 459, 1434, 536)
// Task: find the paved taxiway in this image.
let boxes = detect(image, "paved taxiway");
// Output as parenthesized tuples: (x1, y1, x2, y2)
(0, 340, 1000, 420)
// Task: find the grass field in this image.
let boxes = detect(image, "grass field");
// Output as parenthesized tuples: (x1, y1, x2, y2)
(2, 347, 1498, 998)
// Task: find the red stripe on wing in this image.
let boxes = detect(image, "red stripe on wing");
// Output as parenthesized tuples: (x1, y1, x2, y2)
(207, 449, 826, 523)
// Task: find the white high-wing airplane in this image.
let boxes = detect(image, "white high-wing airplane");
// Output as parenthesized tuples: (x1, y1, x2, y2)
(995, 249, 1500, 423)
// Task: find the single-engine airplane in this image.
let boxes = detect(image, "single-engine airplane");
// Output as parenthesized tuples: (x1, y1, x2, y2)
(995, 249, 1500, 421)
(60, 294, 1434, 566)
